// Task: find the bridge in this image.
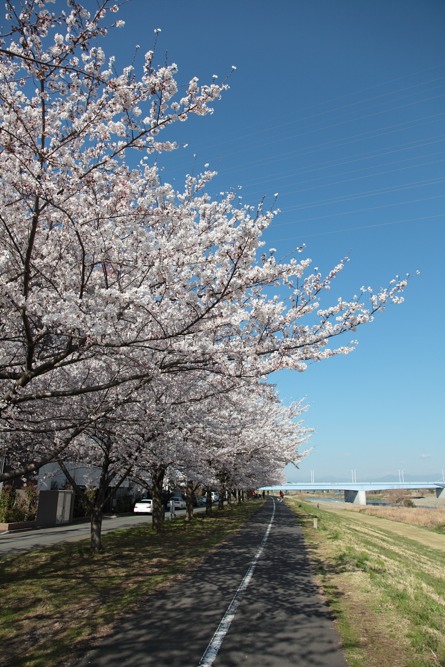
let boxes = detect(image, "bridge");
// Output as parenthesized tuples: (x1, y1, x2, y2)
(258, 482, 445, 506)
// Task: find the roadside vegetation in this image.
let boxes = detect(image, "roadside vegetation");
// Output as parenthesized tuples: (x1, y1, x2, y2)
(296, 490, 445, 532)
(286, 497, 445, 667)
(0, 500, 263, 667)
(0, 484, 37, 523)
(336, 504, 445, 533)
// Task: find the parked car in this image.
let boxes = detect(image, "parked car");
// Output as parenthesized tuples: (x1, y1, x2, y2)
(133, 498, 153, 514)
(166, 495, 186, 510)
(211, 492, 220, 503)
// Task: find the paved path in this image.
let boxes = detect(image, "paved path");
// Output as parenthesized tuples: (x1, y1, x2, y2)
(75, 498, 348, 667)
(0, 510, 199, 555)
(0, 514, 154, 555)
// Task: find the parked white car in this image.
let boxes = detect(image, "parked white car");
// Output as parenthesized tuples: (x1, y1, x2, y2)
(133, 498, 153, 514)
(166, 496, 186, 510)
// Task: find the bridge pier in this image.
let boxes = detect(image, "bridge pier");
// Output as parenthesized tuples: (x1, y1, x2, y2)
(344, 489, 367, 505)
(435, 486, 445, 500)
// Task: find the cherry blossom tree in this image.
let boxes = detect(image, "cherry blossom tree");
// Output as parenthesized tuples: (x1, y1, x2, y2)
(53, 370, 229, 545)
(175, 383, 311, 510)
(58, 419, 144, 552)
(0, 0, 409, 490)
(117, 371, 241, 533)
(61, 370, 309, 548)
(0, 0, 228, 478)
(130, 376, 310, 523)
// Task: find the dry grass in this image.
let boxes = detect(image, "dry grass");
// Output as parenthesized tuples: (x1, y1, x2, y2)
(341, 504, 445, 531)
(287, 498, 445, 667)
(296, 490, 445, 531)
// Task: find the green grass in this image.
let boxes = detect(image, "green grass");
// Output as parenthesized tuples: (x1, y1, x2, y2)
(287, 499, 445, 667)
(0, 501, 263, 667)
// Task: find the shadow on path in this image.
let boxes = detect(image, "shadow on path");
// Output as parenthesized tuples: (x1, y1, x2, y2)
(74, 499, 348, 667)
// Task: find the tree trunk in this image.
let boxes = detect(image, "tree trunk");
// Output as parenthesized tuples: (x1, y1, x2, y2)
(59, 436, 133, 552)
(185, 480, 194, 522)
(58, 460, 107, 552)
(151, 465, 166, 533)
(205, 488, 212, 515)
(218, 489, 224, 510)
(90, 505, 103, 552)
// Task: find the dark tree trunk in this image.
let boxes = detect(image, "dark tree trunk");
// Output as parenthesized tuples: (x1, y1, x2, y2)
(205, 488, 212, 515)
(58, 435, 131, 552)
(151, 465, 166, 532)
(90, 504, 103, 552)
(218, 491, 224, 510)
(217, 472, 229, 510)
(185, 480, 194, 522)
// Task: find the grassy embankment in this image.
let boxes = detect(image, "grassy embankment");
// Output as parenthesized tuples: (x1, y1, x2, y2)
(286, 496, 445, 667)
(0, 500, 263, 667)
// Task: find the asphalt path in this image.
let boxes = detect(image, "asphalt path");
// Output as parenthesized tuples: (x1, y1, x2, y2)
(0, 511, 190, 555)
(75, 498, 348, 667)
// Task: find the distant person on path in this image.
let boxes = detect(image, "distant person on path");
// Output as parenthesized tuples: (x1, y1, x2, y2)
(279, 490, 285, 502)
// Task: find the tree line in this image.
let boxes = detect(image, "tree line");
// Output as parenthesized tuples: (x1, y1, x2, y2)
(0, 1, 408, 549)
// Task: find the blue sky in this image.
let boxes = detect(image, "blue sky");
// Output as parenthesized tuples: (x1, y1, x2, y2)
(111, 0, 444, 482)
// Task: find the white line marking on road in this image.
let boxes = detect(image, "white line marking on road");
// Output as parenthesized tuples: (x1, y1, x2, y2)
(197, 500, 276, 667)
